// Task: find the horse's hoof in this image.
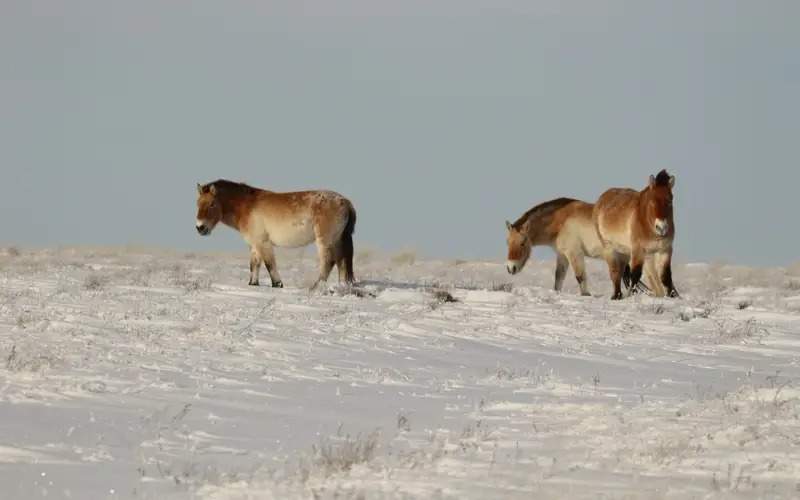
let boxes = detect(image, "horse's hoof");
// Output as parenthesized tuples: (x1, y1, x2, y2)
(249, 281, 259, 286)
(611, 293, 623, 300)
(581, 291, 592, 297)
(272, 281, 283, 288)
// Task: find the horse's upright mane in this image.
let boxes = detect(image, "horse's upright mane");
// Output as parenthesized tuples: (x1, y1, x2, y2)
(653, 170, 671, 187)
(205, 179, 259, 197)
(513, 198, 576, 229)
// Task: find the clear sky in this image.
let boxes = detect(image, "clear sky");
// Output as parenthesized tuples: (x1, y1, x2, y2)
(1, 1, 798, 265)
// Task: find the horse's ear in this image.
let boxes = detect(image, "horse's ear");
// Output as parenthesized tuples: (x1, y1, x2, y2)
(505, 220, 513, 231)
(669, 175, 676, 188)
(209, 184, 217, 196)
(649, 174, 656, 188)
(197, 183, 203, 194)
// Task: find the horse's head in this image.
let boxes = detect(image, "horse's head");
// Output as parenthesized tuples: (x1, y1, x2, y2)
(644, 170, 675, 238)
(195, 183, 222, 236)
(505, 220, 531, 275)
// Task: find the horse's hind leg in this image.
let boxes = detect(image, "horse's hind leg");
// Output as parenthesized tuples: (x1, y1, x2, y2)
(604, 250, 625, 300)
(554, 254, 569, 292)
(311, 242, 336, 291)
(567, 253, 591, 296)
(260, 242, 283, 288)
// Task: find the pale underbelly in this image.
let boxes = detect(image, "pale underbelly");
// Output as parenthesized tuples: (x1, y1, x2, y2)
(267, 220, 316, 248)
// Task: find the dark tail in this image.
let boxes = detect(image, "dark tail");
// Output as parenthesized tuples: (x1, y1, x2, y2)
(341, 204, 356, 283)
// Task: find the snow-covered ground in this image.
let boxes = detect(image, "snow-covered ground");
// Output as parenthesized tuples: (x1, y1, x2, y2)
(1, 246, 799, 499)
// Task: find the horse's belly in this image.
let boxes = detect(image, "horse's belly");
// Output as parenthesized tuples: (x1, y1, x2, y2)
(558, 220, 604, 258)
(267, 219, 316, 248)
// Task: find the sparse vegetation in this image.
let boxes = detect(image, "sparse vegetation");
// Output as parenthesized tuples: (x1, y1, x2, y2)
(709, 318, 768, 344)
(3, 246, 21, 257)
(492, 282, 513, 293)
(170, 264, 212, 292)
(300, 430, 380, 480)
(5, 344, 57, 373)
(397, 412, 411, 432)
(354, 248, 375, 265)
(83, 273, 107, 290)
(430, 288, 458, 306)
(390, 250, 416, 266)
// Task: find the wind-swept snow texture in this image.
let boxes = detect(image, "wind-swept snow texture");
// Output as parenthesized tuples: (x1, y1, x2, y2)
(1, 247, 799, 499)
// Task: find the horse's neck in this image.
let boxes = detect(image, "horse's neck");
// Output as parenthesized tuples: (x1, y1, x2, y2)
(220, 193, 253, 229)
(634, 189, 652, 230)
(524, 214, 551, 245)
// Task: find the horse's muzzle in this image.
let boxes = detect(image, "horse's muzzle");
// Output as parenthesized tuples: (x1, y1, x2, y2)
(196, 224, 210, 236)
(654, 219, 670, 237)
(507, 263, 518, 275)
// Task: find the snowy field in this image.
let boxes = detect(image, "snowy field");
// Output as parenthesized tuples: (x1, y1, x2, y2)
(1, 246, 800, 499)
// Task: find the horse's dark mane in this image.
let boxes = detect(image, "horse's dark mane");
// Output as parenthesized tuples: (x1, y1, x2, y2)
(204, 179, 259, 197)
(654, 170, 671, 187)
(513, 197, 576, 229)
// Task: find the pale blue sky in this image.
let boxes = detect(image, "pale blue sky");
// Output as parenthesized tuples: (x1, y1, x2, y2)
(1, 1, 798, 265)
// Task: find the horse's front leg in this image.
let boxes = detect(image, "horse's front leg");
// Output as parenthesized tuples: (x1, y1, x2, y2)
(655, 250, 679, 298)
(644, 256, 665, 297)
(248, 247, 261, 286)
(554, 253, 569, 292)
(566, 253, 591, 296)
(628, 248, 646, 297)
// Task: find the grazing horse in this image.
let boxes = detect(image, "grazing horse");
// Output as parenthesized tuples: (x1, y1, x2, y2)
(506, 198, 633, 296)
(593, 170, 678, 300)
(195, 180, 356, 289)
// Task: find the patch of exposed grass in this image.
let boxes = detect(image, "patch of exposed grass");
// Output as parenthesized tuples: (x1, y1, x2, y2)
(709, 318, 768, 344)
(299, 430, 380, 480)
(491, 282, 513, 293)
(83, 273, 107, 290)
(5, 344, 57, 373)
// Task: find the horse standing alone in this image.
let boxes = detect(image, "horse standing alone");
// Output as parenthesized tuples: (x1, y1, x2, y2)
(195, 180, 356, 289)
(506, 198, 633, 296)
(593, 170, 678, 300)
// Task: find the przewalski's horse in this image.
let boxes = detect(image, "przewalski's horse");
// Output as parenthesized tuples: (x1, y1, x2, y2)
(593, 170, 678, 300)
(506, 198, 632, 296)
(195, 180, 356, 289)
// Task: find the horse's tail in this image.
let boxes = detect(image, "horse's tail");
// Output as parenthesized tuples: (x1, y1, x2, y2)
(341, 203, 356, 283)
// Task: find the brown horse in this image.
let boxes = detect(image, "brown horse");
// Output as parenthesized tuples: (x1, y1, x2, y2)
(593, 170, 678, 300)
(506, 198, 633, 296)
(195, 180, 356, 289)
